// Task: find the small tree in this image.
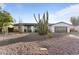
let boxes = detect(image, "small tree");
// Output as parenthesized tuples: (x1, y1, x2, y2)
(0, 6, 14, 32)
(33, 11, 49, 35)
(0, 6, 14, 40)
(0, 8, 14, 34)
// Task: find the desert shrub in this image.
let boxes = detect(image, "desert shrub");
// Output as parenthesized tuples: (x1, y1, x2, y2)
(47, 31, 53, 38)
(46, 29, 53, 38)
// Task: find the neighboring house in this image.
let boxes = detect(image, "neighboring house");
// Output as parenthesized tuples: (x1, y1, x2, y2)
(14, 22, 72, 33)
(70, 26, 79, 32)
(14, 23, 37, 32)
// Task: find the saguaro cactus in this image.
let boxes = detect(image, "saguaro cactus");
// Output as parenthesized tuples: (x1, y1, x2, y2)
(33, 11, 49, 35)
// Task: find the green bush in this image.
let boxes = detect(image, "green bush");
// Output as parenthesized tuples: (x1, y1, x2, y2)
(47, 31, 53, 38)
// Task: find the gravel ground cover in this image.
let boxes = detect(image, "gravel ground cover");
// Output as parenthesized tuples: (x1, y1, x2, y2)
(0, 33, 79, 55)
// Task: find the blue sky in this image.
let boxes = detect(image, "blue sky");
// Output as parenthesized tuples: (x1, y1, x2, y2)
(2, 3, 79, 23)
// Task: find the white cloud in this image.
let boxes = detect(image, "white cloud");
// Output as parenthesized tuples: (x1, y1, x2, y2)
(49, 4, 79, 24)
(0, 3, 6, 10)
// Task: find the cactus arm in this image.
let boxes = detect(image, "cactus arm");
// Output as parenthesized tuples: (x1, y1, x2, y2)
(33, 14, 38, 23)
(38, 14, 40, 21)
(46, 11, 48, 23)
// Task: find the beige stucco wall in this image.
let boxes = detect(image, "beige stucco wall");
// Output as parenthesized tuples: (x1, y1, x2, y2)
(14, 26, 18, 30)
(14, 25, 24, 32)
(49, 26, 54, 32)
(20, 26, 24, 32)
(31, 26, 35, 32)
(14, 25, 36, 33)
(24, 26, 27, 32)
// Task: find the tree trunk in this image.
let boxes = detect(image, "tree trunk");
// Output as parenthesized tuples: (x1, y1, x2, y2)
(2, 26, 8, 40)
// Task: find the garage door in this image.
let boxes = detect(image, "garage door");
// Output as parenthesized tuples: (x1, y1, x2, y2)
(55, 26, 67, 33)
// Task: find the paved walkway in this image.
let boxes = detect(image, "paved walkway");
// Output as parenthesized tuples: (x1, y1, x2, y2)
(69, 34, 79, 39)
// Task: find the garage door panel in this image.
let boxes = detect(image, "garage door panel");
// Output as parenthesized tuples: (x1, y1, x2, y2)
(55, 26, 67, 33)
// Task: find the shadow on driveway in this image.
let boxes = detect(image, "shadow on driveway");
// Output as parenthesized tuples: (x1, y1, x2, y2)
(0, 33, 48, 46)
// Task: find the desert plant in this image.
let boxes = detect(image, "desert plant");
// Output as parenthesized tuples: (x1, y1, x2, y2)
(0, 6, 14, 40)
(0, 6, 14, 34)
(47, 32, 53, 38)
(0, 11, 14, 33)
(33, 11, 49, 35)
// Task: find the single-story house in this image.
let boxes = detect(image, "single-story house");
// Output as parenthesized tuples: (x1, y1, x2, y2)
(13, 22, 72, 33)
(14, 23, 37, 32)
(49, 22, 72, 33)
